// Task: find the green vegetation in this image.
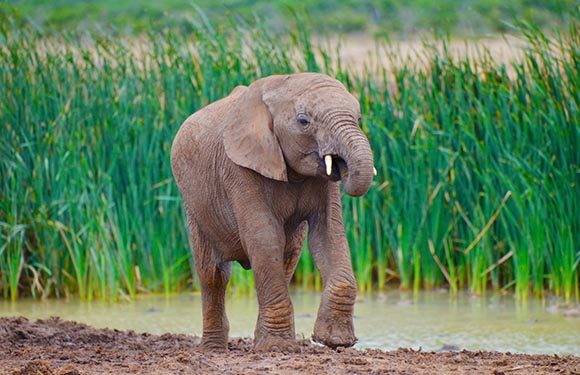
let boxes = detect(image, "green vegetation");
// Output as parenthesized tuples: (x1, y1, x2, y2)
(1, 14, 578, 303)
(3, 0, 577, 36)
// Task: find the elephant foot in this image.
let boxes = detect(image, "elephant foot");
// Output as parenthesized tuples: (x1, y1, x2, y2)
(254, 333, 300, 353)
(199, 326, 228, 352)
(199, 337, 228, 352)
(312, 311, 357, 349)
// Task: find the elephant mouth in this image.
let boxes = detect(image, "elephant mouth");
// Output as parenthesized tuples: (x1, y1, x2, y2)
(317, 153, 348, 181)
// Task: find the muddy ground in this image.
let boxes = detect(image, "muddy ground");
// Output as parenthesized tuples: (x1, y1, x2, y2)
(1, 317, 578, 375)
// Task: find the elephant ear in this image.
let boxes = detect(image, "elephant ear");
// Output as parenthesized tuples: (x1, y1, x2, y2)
(223, 84, 288, 182)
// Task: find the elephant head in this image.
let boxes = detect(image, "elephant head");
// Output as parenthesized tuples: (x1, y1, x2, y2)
(223, 73, 374, 196)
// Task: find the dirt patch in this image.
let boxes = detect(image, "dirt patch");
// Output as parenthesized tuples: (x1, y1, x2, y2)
(1, 317, 578, 374)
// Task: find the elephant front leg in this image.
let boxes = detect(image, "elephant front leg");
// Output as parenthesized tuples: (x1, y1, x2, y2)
(308, 195, 358, 349)
(246, 235, 299, 352)
(311, 263, 357, 349)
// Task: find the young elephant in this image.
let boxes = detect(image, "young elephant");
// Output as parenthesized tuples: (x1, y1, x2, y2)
(171, 73, 375, 352)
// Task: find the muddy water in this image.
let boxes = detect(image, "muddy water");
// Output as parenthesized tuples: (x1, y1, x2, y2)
(1, 291, 578, 355)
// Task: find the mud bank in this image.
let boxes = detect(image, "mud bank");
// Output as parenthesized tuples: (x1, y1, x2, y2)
(1, 317, 578, 374)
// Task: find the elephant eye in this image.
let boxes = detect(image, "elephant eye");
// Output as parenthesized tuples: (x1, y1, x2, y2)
(297, 113, 310, 126)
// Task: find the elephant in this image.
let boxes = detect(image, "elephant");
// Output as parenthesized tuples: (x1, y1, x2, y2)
(170, 73, 375, 352)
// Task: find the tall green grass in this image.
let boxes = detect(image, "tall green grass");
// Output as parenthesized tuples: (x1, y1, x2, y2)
(1, 16, 578, 302)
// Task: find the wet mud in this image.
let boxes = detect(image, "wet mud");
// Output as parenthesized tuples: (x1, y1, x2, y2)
(1, 317, 578, 374)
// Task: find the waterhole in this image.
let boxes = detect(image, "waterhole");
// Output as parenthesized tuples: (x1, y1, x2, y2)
(1, 291, 577, 355)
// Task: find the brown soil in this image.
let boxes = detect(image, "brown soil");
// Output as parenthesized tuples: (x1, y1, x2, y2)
(1, 317, 578, 375)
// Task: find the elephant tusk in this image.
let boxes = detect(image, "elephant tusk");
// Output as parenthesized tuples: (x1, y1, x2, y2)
(373, 167, 377, 176)
(325, 155, 333, 176)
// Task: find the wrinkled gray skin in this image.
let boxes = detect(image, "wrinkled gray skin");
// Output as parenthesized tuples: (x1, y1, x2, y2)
(171, 73, 374, 352)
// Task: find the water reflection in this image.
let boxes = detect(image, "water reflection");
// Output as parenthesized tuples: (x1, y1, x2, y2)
(1, 291, 578, 355)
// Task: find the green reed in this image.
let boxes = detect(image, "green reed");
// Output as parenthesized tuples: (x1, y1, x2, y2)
(0, 15, 578, 302)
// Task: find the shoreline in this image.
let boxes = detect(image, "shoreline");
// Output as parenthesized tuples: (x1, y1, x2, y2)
(2, 316, 578, 374)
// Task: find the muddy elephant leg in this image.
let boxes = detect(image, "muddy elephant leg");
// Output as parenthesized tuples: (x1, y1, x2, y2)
(283, 221, 307, 285)
(308, 186, 357, 349)
(310, 249, 357, 349)
(188, 215, 230, 351)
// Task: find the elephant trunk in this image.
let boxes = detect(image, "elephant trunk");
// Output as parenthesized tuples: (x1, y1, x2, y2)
(323, 121, 374, 197)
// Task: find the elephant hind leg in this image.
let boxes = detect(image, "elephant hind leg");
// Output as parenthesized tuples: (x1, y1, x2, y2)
(188, 213, 230, 351)
(283, 221, 307, 285)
